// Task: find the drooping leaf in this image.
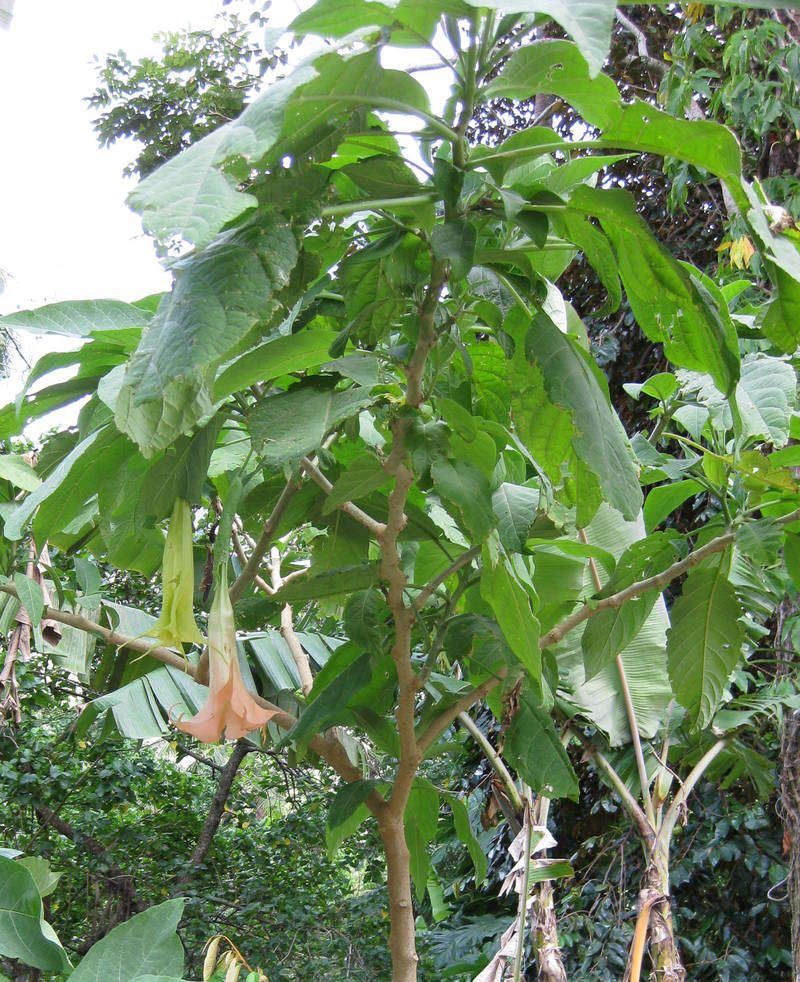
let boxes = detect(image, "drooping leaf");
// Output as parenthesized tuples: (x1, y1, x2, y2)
(323, 453, 388, 514)
(504, 691, 578, 800)
(1, 426, 133, 542)
(487, 39, 746, 208)
(431, 221, 477, 280)
(431, 458, 496, 542)
(445, 792, 488, 886)
(667, 560, 745, 730)
(128, 64, 316, 248)
(480, 553, 541, 681)
(0, 454, 40, 492)
(285, 653, 372, 748)
(643, 479, 705, 533)
(17, 858, 61, 899)
(491, 482, 540, 552)
(525, 312, 642, 520)
(581, 532, 683, 681)
(570, 187, 741, 396)
(119, 216, 299, 455)
(326, 779, 383, 856)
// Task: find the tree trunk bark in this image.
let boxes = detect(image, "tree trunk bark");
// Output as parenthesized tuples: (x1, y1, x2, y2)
(530, 795, 567, 982)
(534, 876, 567, 982)
(379, 814, 418, 982)
(174, 740, 251, 888)
(778, 598, 800, 980)
(639, 849, 684, 982)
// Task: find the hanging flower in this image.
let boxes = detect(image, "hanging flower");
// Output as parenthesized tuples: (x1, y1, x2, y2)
(152, 498, 204, 650)
(175, 563, 275, 742)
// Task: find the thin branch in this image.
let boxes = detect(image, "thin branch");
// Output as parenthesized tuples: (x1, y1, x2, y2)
(300, 456, 387, 539)
(0, 582, 386, 814)
(270, 546, 314, 696)
(540, 509, 800, 650)
(584, 742, 655, 844)
(413, 546, 480, 610)
(173, 740, 253, 889)
(659, 738, 728, 847)
(615, 9, 668, 78)
(458, 710, 523, 813)
(231, 526, 273, 596)
(228, 477, 299, 603)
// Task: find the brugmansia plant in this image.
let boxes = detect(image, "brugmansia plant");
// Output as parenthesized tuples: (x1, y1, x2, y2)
(3, 1, 800, 979)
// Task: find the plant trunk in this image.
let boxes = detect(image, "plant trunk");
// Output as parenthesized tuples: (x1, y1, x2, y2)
(379, 814, 418, 982)
(533, 877, 567, 982)
(778, 597, 800, 979)
(638, 848, 684, 982)
(530, 795, 567, 982)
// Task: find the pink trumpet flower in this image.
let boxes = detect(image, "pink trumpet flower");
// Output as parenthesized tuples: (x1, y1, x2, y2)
(175, 563, 275, 742)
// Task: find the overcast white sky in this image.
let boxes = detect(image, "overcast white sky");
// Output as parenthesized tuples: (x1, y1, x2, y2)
(0, 0, 310, 410)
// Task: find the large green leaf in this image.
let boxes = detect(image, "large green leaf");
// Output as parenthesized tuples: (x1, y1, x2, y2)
(525, 312, 642, 520)
(491, 482, 540, 552)
(119, 215, 299, 455)
(141, 414, 224, 519)
(291, 0, 400, 37)
(128, 63, 316, 248)
(581, 532, 682, 681)
(0, 454, 40, 492)
(213, 327, 340, 400)
(0, 299, 150, 337)
(285, 653, 372, 747)
(99, 365, 214, 460)
(487, 39, 746, 209)
(570, 187, 740, 396)
(430, 458, 496, 542)
(504, 691, 578, 800)
(679, 354, 797, 447)
(326, 779, 383, 856)
(69, 899, 184, 982)
(13, 573, 43, 628)
(282, 50, 431, 158)
(445, 792, 487, 885)
(473, 2, 616, 77)
(323, 453, 388, 514)
(404, 779, 439, 900)
(431, 221, 477, 280)
(1, 426, 133, 542)
(553, 505, 672, 746)
(643, 478, 704, 533)
(249, 381, 376, 469)
(480, 555, 541, 681)
(0, 856, 70, 973)
(667, 561, 745, 730)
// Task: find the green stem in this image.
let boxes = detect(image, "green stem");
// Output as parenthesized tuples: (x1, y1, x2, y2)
(458, 711, 524, 813)
(321, 193, 437, 218)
